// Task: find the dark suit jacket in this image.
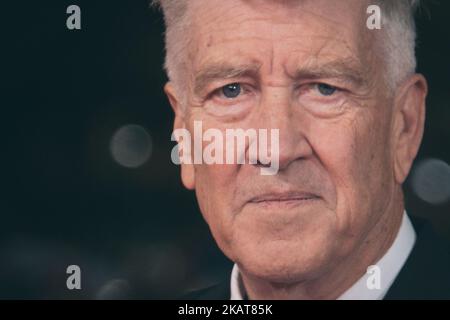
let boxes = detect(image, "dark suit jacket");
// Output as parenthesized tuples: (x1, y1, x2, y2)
(182, 216, 450, 300)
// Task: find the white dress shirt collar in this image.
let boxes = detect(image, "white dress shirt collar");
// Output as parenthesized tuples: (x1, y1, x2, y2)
(230, 211, 416, 300)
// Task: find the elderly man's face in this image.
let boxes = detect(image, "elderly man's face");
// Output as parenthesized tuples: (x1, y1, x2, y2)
(166, 0, 425, 284)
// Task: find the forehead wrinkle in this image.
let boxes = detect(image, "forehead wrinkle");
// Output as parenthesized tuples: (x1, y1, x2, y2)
(197, 23, 352, 51)
(269, 30, 275, 75)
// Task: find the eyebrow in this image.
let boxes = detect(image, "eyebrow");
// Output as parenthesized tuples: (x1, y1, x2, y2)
(289, 58, 367, 87)
(193, 62, 262, 96)
(192, 58, 367, 96)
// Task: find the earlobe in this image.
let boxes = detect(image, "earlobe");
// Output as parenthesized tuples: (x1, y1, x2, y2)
(393, 74, 428, 184)
(164, 82, 196, 190)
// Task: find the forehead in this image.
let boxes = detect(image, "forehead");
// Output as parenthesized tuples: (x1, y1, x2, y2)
(186, 0, 374, 76)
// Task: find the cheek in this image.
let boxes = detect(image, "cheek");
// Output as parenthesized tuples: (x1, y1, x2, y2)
(195, 164, 235, 215)
(186, 103, 254, 255)
(307, 115, 388, 238)
(194, 163, 239, 249)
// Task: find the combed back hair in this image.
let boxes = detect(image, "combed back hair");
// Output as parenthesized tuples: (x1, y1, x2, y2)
(152, 0, 421, 94)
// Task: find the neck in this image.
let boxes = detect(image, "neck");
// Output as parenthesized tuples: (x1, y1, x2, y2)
(240, 192, 405, 300)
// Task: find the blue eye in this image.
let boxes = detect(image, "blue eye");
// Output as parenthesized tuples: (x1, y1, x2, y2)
(317, 83, 337, 96)
(222, 83, 241, 98)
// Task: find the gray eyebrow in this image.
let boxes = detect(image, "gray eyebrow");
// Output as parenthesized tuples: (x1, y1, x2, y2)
(192, 58, 367, 96)
(289, 58, 368, 87)
(193, 62, 262, 96)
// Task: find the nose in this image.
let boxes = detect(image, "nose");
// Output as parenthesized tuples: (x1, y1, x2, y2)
(250, 86, 313, 172)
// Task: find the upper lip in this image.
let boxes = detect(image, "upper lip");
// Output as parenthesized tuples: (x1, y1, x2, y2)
(248, 191, 320, 203)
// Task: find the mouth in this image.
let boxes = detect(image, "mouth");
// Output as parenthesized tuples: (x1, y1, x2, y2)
(248, 191, 321, 207)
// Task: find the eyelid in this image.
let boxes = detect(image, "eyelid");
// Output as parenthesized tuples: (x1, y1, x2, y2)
(302, 81, 340, 88)
(203, 82, 255, 118)
(210, 82, 254, 99)
(298, 82, 348, 94)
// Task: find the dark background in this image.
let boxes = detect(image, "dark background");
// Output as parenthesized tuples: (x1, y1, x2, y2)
(2, 0, 450, 299)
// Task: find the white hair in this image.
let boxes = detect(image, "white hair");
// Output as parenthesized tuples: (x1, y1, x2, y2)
(153, 0, 420, 93)
(374, 0, 420, 88)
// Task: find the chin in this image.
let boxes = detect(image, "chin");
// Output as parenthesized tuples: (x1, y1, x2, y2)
(234, 234, 337, 283)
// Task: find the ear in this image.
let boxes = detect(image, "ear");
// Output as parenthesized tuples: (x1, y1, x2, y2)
(164, 82, 196, 190)
(392, 74, 428, 184)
